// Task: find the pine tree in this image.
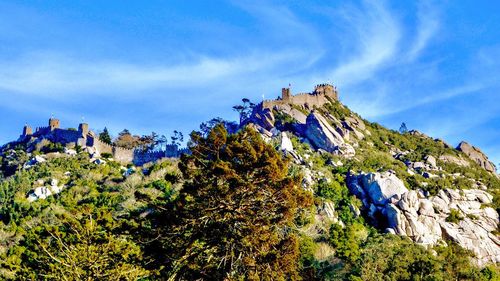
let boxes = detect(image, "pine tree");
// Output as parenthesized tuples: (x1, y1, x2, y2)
(99, 127, 112, 145)
(399, 122, 408, 134)
(158, 124, 312, 280)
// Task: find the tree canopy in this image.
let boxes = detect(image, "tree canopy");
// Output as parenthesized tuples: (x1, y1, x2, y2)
(154, 124, 312, 280)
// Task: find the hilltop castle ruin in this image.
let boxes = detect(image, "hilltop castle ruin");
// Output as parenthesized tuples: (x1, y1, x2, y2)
(261, 83, 338, 110)
(19, 118, 186, 165)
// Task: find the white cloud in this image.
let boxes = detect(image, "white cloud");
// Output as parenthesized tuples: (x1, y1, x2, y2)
(407, 0, 440, 61)
(327, 0, 401, 86)
(0, 50, 310, 96)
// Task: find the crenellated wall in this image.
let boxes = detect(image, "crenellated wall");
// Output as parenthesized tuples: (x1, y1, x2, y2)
(53, 129, 83, 145)
(133, 150, 165, 166)
(20, 118, 188, 165)
(261, 84, 339, 111)
(113, 146, 134, 163)
(88, 135, 113, 154)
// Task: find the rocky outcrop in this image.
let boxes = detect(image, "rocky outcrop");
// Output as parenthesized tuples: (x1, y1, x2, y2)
(439, 154, 470, 167)
(23, 155, 46, 169)
(349, 171, 408, 206)
(27, 178, 64, 202)
(304, 111, 346, 154)
(348, 172, 500, 266)
(280, 132, 294, 153)
(457, 141, 496, 173)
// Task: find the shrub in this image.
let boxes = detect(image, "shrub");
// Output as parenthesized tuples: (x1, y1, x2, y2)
(446, 209, 463, 223)
(101, 152, 113, 159)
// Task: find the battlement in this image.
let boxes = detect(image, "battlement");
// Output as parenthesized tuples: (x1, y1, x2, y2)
(79, 123, 89, 136)
(19, 117, 188, 165)
(49, 118, 60, 131)
(262, 83, 339, 111)
(22, 125, 33, 137)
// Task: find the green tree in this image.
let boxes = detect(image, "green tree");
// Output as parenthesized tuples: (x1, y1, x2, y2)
(159, 124, 312, 280)
(233, 98, 255, 125)
(18, 211, 149, 280)
(170, 130, 184, 147)
(99, 127, 112, 145)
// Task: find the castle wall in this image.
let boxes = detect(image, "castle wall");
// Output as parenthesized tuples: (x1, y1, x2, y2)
(87, 135, 113, 154)
(113, 146, 134, 163)
(87, 135, 134, 163)
(261, 84, 338, 111)
(34, 126, 51, 137)
(53, 129, 83, 145)
(21, 118, 188, 165)
(133, 150, 166, 166)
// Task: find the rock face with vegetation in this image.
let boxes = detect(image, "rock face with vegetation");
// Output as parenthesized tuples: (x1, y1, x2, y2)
(349, 172, 500, 266)
(457, 141, 497, 173)
(0, 83, 499, 280)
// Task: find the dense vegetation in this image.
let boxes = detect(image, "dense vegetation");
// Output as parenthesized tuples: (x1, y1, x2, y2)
(0, 100, 499, 279)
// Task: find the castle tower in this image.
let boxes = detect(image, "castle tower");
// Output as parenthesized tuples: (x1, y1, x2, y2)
(282, 87, 291, 101)
(314, 84, 338, 100)
(49, 118, 60, 131)
(22, 124, 33, 137)
(78, 123, 89, 137)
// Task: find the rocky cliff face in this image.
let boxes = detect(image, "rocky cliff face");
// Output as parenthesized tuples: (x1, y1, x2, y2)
(348, 172, 500, 266)
(457, 141, 497, 173)
(247, 88, 500, 267)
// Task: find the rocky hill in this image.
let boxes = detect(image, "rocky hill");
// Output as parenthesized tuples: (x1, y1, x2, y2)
(0, 84, 499, 280)
(246, 85, 500, 266)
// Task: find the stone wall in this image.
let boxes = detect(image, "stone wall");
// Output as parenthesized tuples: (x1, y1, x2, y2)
(87, 135, 113, 154)
(261, 84, 338, 111)
(133, 150, 166, 166)
(113, 146, 134, 163)
(19, 118, 187, 165)
(34, 126, 51, 137)
(53, 129, 82, 145)
(87, 135, 134, 163)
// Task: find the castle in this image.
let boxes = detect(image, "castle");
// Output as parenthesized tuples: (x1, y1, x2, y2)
(261, 83, 338, 110)
(19, 118, 187, 165)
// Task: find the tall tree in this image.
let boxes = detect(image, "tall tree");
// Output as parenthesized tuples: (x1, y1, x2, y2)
(399, 122, 408, 134)
(200, 117, 238, 136)
(157, 125, 312, 280)
(98, 127, 112, 145)
(233, 98, 255, 125)
(170, 130, 184, 147)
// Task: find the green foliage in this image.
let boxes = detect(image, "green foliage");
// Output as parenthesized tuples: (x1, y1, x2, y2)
(345, 235, 493, 281)
(0, 149, 179, 279)
(328, 222, 366, 264)
(99, 127, 112, 145)
(446, 209, 464, 223)
(101, 152, 113, 159)
(153, 125, 313, 280)
(17, 211, 150, 280)
(273, 109, 297, 130)
(322, 100, 352, 121)
(40, 142, 64, 153)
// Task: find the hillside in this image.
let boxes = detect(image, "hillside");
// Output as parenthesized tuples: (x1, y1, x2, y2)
(0, 84, 499, 280)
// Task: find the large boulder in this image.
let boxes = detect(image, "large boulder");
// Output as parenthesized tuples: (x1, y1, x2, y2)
(425, 155, 438, 169)
(280, 132, 294, 153)
(249, 106, 275, 130)
(350, 172, 408, 206)
(348, 171, 500, 266)
(439, 154, 470, 167)
(457, 141, 496, 173)
(304, 111, 345, 153)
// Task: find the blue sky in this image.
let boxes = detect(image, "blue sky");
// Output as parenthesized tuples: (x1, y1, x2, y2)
(0, 0, 499, 166)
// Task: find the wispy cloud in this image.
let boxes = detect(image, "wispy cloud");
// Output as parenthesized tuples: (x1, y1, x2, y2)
(0, 50, 310, 97)
(0, 0, 498, 165)
(407, 0, 440, 61)
(327, 0, 401, 86)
